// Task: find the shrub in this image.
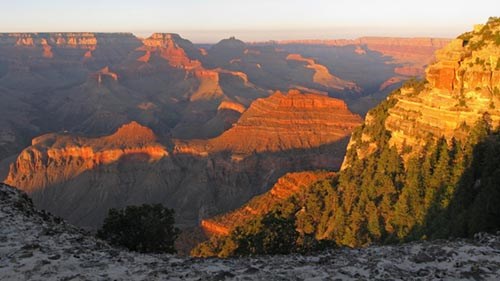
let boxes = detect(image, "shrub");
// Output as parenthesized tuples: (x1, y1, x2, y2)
(97, 204, 179, 253)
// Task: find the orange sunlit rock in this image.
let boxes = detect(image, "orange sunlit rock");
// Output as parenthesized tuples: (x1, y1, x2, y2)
(5, 122, 168, 193)
(217, 101, 246, 114)
(141, 33, 201, 69)
(176, 89, 362, 156)
(343, 28, 500, 169)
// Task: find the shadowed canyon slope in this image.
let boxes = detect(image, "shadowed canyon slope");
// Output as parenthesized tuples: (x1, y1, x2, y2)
(5, 90, 361, 229)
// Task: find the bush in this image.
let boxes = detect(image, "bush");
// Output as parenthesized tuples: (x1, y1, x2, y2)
(97, 204, 179, 253)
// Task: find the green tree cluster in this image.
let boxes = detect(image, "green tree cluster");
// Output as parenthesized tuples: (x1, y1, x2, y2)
(97, 204, 179, 253)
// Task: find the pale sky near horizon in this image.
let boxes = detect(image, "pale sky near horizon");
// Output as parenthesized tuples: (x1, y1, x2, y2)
(0, 0, 498, 42)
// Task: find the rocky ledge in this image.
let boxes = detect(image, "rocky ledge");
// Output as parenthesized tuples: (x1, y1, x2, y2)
(1, 183, 499, 280)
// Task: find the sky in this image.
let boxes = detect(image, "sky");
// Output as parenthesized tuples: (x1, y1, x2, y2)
(0, 0, 498, 42)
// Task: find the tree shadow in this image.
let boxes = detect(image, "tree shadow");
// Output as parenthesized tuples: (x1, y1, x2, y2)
(408, 129, 500, 241)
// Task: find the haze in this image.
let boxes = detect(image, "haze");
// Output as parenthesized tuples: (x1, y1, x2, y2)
(1, 0, 498, 42)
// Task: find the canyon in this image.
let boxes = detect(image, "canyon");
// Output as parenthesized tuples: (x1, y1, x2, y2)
(0, 31, 447, 246)
(2, 0, 500, 277)
(4, 90, 361, 230)
(0, 32, 445, 161)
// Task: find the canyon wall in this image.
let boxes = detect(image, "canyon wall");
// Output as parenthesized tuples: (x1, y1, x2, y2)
(5, 90, 361, 229)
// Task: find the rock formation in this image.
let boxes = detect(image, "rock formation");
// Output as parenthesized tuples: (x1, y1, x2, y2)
(5, 122, 168, 193)
(176, 89, 362, 155)
(94, 66, 119, 83)
(217, 100, 246, 114)
(201, 37, 362, 95)
(139, 33, 202, 69)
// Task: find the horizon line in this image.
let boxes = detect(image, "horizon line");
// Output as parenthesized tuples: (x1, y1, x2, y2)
(0, 31, 454, 44)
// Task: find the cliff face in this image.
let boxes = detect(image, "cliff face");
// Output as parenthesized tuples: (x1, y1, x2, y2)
(4, 90, 360, 229)
(0, 33, 140, 59)
(345, 21, 500, 166)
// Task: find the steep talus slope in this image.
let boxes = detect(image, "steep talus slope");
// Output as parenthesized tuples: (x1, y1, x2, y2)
(2, 183, 500, 280)
(5, 90, 360, 230)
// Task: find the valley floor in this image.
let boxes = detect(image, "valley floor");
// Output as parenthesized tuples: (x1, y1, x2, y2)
(1, 183, 500, 281)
